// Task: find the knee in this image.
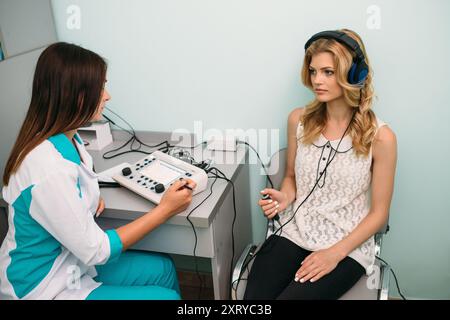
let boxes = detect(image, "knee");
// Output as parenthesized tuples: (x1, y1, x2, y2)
(157, 254, 179, 289)
(132, 251, 177, 276)
(159, 254, 177, 277)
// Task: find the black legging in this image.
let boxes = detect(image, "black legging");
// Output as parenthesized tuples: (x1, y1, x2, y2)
(244, 235, 365, 300)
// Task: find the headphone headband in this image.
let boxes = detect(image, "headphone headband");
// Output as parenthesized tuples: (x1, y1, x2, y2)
(304, 30, 365, 62)
(304, 30, 369, 85)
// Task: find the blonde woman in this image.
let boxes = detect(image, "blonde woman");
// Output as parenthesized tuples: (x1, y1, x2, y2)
(244, 29, 397, 300)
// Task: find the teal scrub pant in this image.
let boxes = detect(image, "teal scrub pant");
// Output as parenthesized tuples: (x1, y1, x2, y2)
(86, 250, 181, 300)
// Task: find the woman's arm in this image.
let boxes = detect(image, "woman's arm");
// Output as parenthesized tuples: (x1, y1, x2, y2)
(280, 108, 304, 204)
(260, 108, 304, 218)
(331, 125, 397, 259)
(295, 126, 397, 283)
(116, 179, 195, 251)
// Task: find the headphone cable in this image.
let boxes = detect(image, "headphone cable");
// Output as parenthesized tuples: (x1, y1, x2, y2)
(235, 112, 354, 290)
(237, 141, 274, 189)
(375, 256, 407, 300)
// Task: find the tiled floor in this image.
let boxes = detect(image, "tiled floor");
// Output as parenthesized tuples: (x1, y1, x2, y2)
(177, 270, 215, 300)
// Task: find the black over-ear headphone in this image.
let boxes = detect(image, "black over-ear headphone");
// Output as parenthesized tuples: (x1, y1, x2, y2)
(304, 30, 369, 85)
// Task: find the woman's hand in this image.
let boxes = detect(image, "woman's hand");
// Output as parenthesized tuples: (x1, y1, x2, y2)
(115, 179, 197, 251)
(294, 248, 344, 283)
(258, 188, 289, 219)
(95, 197, 105, 217)
(158, 179, 197, 218)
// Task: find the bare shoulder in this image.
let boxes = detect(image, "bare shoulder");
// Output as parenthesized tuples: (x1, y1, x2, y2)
(373, 125, 397, 156)
(374, 125, 396, 145)
(288, 107, 305, 125)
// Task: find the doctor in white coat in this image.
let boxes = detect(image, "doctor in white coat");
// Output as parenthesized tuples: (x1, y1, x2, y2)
(0, 42, 195, 300)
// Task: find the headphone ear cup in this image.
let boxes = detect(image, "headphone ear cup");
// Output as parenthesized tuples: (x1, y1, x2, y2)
(357, 61, 369, 84)
(348, 61, 369, 85)
(348, 63, 358, 84)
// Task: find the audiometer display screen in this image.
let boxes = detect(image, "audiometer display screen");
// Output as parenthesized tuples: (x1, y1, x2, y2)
(141, 160, 185, 185)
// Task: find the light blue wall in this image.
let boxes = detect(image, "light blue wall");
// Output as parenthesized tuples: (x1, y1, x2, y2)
(51, 0, 450, 299)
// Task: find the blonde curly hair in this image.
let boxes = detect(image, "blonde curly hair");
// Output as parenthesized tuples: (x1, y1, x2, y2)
(299, 29, 377, 157)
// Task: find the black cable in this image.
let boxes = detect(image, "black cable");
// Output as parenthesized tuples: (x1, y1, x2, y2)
(104, 107, 173, 151)
(375, 256, 407, 300)
(236, 140, 284, 234)
(102, 106, 171, 159)
(237, 141, 274, 189)
(101, 131, 169, 159)
(102, 107, 208, 159)
(236, 112, 355, 288)
(100, 107, 221, 298)
(98, 181, 121, 188)
(102, 113, 117, 127)
(103, 146, 168, 159)
(235, 140, 283, 234)
(229, 140, 279, 293)
(266, 112, 355, 238)
(206, 166, 238, 300)
(234, 114, 406, 300)
(104, 106, 136, 136)
(178, 141, 208, 150)
(167, 146, 211, 170)
(185, 174, 219, 299)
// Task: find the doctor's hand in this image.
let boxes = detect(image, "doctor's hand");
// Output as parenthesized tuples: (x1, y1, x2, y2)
(258, 189, 289, 220)
(158, 179, 197, 218)
(294, 248, 344, 283)
(95, 197, 105, 217)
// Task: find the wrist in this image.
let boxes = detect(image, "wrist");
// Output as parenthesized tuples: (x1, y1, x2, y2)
(280, 189, 293, 205)
(154, 203, 172, 220)
(329, 244, 348, 261)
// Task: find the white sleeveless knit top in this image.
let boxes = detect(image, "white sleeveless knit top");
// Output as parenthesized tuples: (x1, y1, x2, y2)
(279, 117, 387, 274)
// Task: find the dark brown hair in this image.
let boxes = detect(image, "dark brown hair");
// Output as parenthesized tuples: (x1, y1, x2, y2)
(3, 42, 107, 185)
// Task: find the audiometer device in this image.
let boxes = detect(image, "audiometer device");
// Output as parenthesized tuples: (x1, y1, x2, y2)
(112, 151, 208, 204)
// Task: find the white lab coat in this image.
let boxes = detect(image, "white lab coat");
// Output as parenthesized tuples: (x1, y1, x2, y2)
(0, 133, 122, 300)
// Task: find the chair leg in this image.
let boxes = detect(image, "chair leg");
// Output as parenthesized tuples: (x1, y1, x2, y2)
(379, 264, 391, 300)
